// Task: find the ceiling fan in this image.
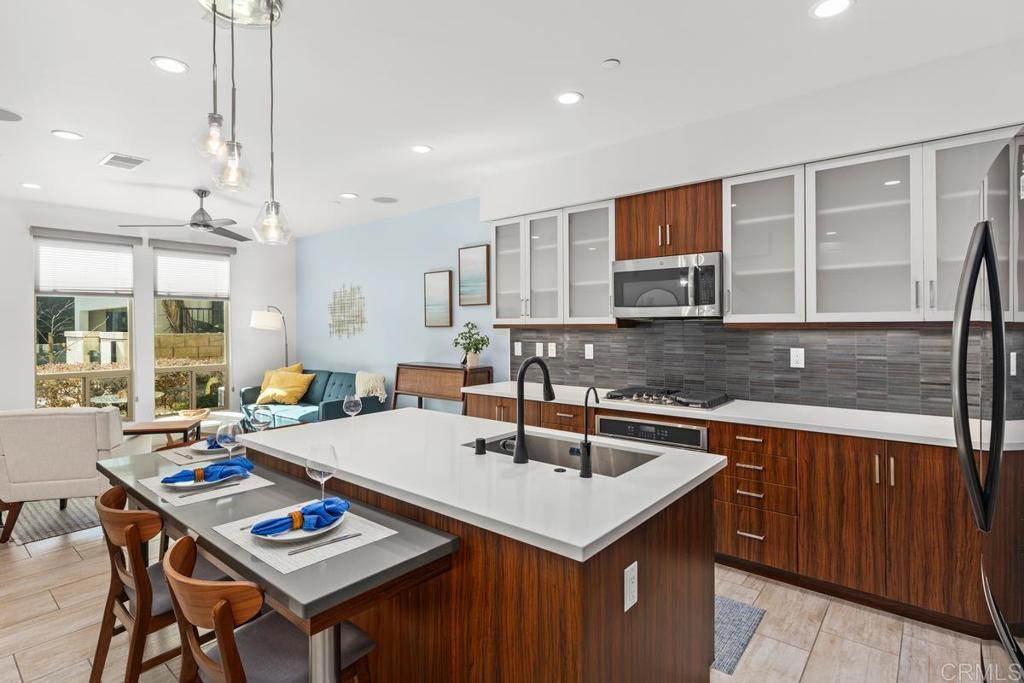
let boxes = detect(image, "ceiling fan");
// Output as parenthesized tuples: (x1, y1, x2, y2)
(118, 188, 251, 242)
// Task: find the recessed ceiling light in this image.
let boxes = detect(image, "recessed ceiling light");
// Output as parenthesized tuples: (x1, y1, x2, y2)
(601, 58, 621, 70)
(884, 179, 902, 186)
(339, 192, 359, 200)
(825, 231, 837, 236)
(531, 235, 540, 239)
(20, 182, 41, 190)
(0, 108, 23, 122)
(810, 0, 854, 19)
(150, 56, 190, 74)
(372, 196, 399, 204)
(557, 91, 584, 105)
(51, 129, 84, 141)
(410, 145, 433, 154)
(731, 203, 737, 208)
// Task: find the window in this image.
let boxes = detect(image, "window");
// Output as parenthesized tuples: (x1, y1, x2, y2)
(153, 247, 231, 416)
(33, 234, 136, 418)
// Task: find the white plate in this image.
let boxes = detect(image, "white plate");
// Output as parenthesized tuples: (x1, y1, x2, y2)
(190, 441, 227, 454)
(252, 513, 346, 543)
(161, 472, 246, 490)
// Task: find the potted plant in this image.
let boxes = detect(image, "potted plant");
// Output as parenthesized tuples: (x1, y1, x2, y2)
(453, 322, 489, 368)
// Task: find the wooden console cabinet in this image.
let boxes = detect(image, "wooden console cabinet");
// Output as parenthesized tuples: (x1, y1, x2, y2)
(392, 362, 492, 413)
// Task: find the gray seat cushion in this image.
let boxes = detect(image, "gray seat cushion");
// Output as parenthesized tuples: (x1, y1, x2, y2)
(128, 554, 226, 617)
(204, 612, 374, 683)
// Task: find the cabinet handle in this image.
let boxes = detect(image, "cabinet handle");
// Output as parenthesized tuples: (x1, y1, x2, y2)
(556, 412, 575, 419)
(520, 298, 525, 316)
(657, 225, 663, 246)
(735, 435, 763, 443)
(736, 489, 764, 499)
(929, 280, 937, 309)
(735, 462, 764, 471)
(889, 455, 895, 487)
(736, 530, 765, 542)
(526, 298, 531, 317)
(725, 288, 731, 313)
(914, 280, 921, 309)
(666, 223, 672, 246)
(495, 405, 500, 420)
(874, 454, 880, 484)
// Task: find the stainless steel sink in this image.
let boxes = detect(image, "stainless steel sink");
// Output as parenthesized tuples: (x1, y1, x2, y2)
(466, 433, 660, 477)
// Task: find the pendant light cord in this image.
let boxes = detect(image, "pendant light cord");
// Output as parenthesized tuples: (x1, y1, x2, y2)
(269, 0, 276, 201)
(211, 0, 218, 115)
(230, 0, 236, 142)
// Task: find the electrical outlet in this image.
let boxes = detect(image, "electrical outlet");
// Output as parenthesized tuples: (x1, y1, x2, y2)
(535, 342, 544, 357)
(514, 341, 522, 356)
(584, 343, 594, 360)
(547, 342, 557, 357)
(624, 561, 638, 612)
(1013, 352, 1018, 377)
(790, 347, 805, 369)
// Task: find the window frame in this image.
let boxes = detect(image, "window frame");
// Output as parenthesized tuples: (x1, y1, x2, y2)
(153, 297, 231, 416)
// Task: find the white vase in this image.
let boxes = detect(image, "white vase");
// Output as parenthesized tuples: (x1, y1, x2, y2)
(465, 351, 480, 368)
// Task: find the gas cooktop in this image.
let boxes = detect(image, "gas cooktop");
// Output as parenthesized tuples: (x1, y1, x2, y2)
(604, 386, 731, 410)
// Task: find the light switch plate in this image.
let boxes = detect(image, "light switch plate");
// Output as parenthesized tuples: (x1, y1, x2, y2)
(624, 561, 638, 612)
(514, 341, 522, 356)
(1013, 352, 1018, 377)
(547, 342, 557, 357)
(584, 343, 594, 360)
(535, 342, 544, 357)
(790, 348, 805, 369)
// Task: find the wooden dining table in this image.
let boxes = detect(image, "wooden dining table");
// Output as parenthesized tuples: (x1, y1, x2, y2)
(97, 451, 458, 683)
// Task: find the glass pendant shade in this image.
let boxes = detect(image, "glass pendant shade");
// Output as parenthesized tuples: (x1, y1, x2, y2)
(213, 140, 250, 191)
(198, 113, 225, 157)
(198, 0, 282, 25)
(253, 200, 292, 244)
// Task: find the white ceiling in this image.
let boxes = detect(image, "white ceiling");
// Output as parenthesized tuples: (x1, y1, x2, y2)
(1, 0, 1022, 237)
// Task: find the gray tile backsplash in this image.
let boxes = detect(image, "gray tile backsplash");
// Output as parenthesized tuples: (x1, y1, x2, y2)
(509, 321, 1024, 419)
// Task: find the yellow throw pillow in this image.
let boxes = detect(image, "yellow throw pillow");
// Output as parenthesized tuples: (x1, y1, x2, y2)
(256, 370, 315, 405)
(260, 362, 303, 392)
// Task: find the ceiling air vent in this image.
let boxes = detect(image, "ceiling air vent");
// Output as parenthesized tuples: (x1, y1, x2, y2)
(98, 153, 148, 170)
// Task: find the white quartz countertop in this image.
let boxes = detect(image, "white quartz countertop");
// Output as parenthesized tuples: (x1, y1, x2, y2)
(463, 382, 1024, 450)
(238, 408, 725, 562)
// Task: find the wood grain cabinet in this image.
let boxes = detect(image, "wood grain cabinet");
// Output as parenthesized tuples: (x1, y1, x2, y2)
(615, 180, 722, 261)
(464, 394, 542, 427)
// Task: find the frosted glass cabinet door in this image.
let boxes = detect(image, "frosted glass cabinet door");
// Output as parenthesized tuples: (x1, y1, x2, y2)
(923, 127, 1015, 321)
(723, 167, 805, 323)
(563, 201, 614, 323)
(525, 211, 562, 323)
(492, 218, 524, 323)
(806, 147, 924, 322)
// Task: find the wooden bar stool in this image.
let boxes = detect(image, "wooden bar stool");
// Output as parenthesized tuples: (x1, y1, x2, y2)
(163, 536, 375, 683)
(91, 486, 225, 683)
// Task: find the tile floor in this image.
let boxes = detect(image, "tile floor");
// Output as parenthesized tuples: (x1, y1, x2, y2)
(0, 525, 1010, 682)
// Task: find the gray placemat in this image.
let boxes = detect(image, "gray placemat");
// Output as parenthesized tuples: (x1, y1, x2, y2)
(713, 594, 765, 674)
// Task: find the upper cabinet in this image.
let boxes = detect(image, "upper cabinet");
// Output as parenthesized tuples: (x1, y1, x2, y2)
(806, 146, 924, 323)
(923, 127, 1016, 321)
(615, 180, 722, 261)
(723, 167, 805, 323)
(492, 201, 615, 326)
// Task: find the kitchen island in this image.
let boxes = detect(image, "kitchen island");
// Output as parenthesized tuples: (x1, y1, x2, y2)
(239, 407, 726, 682)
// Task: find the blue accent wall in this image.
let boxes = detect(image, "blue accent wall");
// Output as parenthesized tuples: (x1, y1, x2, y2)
(296, 198, 508, 412)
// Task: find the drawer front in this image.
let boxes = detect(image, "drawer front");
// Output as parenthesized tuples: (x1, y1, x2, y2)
(395, 367, 464, 400)
(714, 501, 797, 572)
(541, 402, 585, 431)
(722, 449, 797, 486)
(714, 476, 797, 516)
(711, 422, 796, 458)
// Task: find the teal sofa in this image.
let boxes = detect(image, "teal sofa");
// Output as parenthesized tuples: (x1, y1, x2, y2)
(240, 369, 387, 427)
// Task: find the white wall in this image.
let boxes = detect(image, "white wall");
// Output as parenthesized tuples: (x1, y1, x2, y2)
(480, 39, 1024, 221)
(0, 198, 296, 417)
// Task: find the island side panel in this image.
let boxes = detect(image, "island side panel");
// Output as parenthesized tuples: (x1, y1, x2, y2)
(581, 480, 715, 683)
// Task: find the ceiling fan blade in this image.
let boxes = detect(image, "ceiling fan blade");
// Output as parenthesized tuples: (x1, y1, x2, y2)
(210, 227, 252, 242)
(207, 218, 237, 228)
(117, 223, 188, 228)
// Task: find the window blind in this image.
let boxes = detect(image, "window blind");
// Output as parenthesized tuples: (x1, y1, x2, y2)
(155, 249, 231, 299)
(35, 238, 134, 295)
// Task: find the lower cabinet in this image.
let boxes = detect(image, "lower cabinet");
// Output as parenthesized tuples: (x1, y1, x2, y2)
(714, 500, 797, 572)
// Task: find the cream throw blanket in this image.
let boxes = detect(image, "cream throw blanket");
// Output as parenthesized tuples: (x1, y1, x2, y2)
(355, 371, 388, 403)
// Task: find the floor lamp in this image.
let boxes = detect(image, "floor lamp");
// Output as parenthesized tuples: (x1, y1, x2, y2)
(250, 305, 289, 366)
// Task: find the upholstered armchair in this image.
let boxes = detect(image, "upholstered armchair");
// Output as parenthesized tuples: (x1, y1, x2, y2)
(0, 407, 123, 543)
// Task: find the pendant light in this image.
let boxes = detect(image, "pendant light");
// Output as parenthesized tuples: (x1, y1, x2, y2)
(198, 0, 224, 157)
(253, 0, 291, 244)
(213, 0, 250, 191)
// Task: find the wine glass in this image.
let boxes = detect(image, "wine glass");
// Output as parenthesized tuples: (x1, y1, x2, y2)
(306, 444, 338, 501)
(217, 422, 243, 459)
(250, 406, 274, 432)
(343, 395, 363, 418)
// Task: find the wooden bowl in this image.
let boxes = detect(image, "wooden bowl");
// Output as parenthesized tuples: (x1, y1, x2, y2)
(178, 408, 211, 421)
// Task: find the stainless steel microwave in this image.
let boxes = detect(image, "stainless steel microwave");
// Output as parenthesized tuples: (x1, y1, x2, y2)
(612, 251, 722, 319)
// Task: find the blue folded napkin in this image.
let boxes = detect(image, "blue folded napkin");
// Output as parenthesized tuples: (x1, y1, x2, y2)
(205, 435, 231, 450)
(250, 497, 350, 537)
(161, 456, 254, 484)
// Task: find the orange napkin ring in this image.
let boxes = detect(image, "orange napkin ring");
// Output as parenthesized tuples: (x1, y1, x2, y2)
(193, 468, 205, 482)
(289, 511, 304, 530)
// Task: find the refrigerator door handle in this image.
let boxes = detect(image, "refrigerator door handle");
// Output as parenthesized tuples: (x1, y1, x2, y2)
(951, 220, 1006, 533)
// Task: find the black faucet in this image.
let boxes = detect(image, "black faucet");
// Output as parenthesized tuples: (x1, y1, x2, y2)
(579, 387, 600, 478)
(514, 356, 556, 464)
